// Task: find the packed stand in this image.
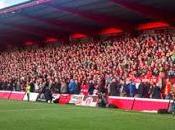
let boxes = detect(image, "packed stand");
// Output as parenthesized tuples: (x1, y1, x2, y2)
(0, 30, 175, 100)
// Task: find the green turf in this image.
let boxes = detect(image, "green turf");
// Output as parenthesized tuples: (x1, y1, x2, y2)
(0, 100, 174, 130)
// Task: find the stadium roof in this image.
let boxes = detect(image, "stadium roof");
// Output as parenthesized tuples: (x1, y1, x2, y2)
(0, 0, 175, 47)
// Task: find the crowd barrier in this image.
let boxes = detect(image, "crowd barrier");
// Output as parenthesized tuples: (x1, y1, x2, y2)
(0, 91, 11, 99)
(0, 90, 173, 112)
(108, 96, 172, 111)
(108, 97, 134, 110)
(0, 91, 26, 101)
(9, 91, 25, 101)
(132, 98, 170, 111)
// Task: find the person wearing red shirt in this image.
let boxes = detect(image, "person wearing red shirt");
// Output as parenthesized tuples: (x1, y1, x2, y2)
(164, 78, 172, 99)
(80, 80, 89, 96)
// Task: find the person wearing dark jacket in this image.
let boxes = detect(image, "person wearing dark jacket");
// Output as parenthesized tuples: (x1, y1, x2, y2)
(143, 82, 151, 98)
(51, 79, 61, 93)
(88, 80, 95, 95)
(44, 87, 53, 103)
(137, 82, 144, 98)
(109, 79, 120, 96)
(150, 83, 161, 99)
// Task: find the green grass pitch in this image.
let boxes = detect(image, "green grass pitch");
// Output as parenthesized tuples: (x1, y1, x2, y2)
(0, 100, 175, 130)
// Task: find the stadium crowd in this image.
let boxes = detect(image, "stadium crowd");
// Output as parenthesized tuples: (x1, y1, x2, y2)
(0, 30, 175, 100)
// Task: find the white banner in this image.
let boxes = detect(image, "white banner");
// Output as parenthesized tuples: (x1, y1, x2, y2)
(79, 95, 98, 107)
(23, 92, 39, 101)
(69, 95, 84, 105)
(52, 94, 60, 100)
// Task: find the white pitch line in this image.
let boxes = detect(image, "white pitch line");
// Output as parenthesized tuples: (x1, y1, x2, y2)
(0, 107, 74, 113)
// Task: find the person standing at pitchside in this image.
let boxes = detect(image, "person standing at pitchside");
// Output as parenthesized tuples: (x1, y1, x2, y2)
(26, 81, 31, 102)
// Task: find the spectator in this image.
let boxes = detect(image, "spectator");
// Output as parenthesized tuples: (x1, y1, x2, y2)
(164, 78, 172, 99)
(88, 80, 95, 95)
(80, 80, 89, 96)
(68, 79, 77, 94)
(150, 83, 161, 99)
(128, 81, 136, 97)
(136, 81, 144, 98)
(60, 79, 68, 94)
(109, 79, 120, 96)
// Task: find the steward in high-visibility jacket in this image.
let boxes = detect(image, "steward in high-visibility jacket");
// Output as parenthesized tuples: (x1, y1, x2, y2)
(26, 84, 31, 102)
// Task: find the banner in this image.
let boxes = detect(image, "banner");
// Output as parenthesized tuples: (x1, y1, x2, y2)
(52, 94, 60, 100)
(59, 94, 71, 104)
(79, 95, 98, 107)
(52, 94, 60, 103)
(69, 95, 84, 105)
